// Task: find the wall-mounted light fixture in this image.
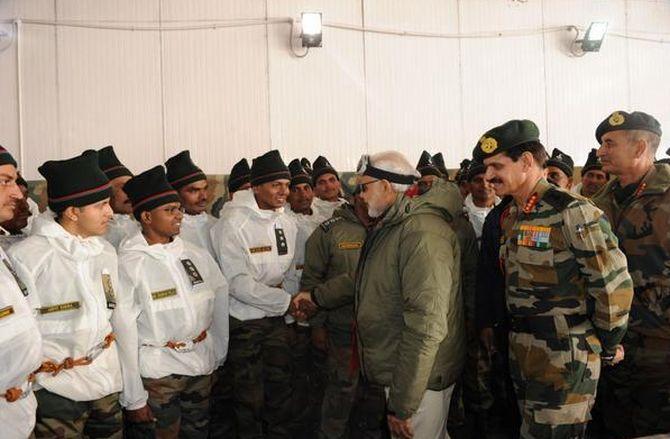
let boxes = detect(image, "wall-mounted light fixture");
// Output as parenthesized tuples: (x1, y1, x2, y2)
(569, 21, 608, 56)
(301, 12, 322, 48)
(290, 12, 322, 58)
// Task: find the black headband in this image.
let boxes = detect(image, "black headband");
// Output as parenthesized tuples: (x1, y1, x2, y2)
(363, 165, 417, 185)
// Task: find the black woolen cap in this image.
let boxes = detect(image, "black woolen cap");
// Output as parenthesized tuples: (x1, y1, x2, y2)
(467, 160, 486, 181)
(455, 159, 471, 183)
(165, 150, 207, 191)
(312, 155, 339, 185)
(432, 152, 449, 177)
(546, 148, 574, 178)
(288, 159, 312, 188)
(416, 150, 442, 178)
(0, 145, 17, 168)
(301, 158, 313, 176)
(123, 166, 180, 221)
(38, 150, 111, 213)
(98, 145, 132, 180)
(250, 150, 290, 186)
(228, 158, 250, 193)
(582, 148, 603, 175)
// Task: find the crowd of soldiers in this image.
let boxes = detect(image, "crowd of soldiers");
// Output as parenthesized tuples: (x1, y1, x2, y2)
(0, 109, 668, 439)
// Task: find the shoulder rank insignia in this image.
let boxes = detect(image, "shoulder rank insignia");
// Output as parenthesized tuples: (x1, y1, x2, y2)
(320, 216, 343, 232)
(181, 259, 204, 286)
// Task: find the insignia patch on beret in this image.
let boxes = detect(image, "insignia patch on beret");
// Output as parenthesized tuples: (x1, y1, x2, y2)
(609, 112, 625, 126)
(480, 137, 498, 154)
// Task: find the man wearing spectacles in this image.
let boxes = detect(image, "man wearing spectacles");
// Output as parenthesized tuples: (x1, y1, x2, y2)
(293, 151, 465, 439)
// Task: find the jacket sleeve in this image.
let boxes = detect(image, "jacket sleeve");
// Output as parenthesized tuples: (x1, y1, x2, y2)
(388, 225, 455, 419)
(214, 219, 291, 316)
(205, 254, 230, 367)
(112, 259, 149, 411)
(300, 228, 331, 326)
(563, 201, 634, 354)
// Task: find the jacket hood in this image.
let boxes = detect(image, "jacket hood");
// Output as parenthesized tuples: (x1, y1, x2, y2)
(379, 179, 461, 228)
(219, 188, 284, 222)
(332, 202, 361, 224)
(30, 210, 107, 260)
(119, 229, 185, 260)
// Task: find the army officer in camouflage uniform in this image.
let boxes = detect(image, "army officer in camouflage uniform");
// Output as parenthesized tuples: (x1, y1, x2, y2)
(473, 119, 634, 439)
(593, 111, 670, 438)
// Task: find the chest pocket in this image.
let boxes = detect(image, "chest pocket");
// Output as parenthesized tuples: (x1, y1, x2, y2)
(514, 245, 558, 286)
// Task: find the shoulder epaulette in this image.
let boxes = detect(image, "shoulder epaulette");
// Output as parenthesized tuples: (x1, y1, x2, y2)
(543, 187, 579, 212)
(320, 216, 343, 232)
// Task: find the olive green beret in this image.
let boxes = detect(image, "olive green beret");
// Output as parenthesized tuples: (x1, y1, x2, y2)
(595, 111, 662, 144)
(472, 119, 540, 162)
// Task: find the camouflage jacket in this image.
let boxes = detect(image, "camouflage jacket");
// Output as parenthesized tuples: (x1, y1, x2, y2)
(300, 203, 365, 345)
(500, 178, 633, 353)
(593, 163, 670, 340)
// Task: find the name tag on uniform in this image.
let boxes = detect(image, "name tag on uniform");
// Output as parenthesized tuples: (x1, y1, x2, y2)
(39, 301, 80, 315)
(517, 225, 551, 248)
(181, 259, 204, 286)
(3, 259, 28, 297)
(338, 241, 363, 250)
(151, 288, 177, 300)
(0, 305, 14, 319)
(249, 246, 272, 254)
(275, 228, 288, 256)
(101, 273, 116, 310)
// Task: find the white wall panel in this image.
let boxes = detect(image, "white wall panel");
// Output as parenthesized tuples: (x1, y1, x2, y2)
(267, 0, 366, 172)
(161, 0, 269, 174)
(626, 1, 670, 159)
(364, 0, 462, 167)
(459, 0, 546, 162)
(54, 1, 163, 173)
(542, 0, 628, 166)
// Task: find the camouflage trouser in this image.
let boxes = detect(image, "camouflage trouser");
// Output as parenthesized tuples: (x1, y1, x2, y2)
(508, 320, 600, 439)
(209, 363, 236, 438)
(34, 389, 122, 438)
(228, 316, 292, 439)
(289, 324, 327, 439)
(317, 336, 387, 439)
(141, 373, 211, 438)
(595, 332, 670, 438)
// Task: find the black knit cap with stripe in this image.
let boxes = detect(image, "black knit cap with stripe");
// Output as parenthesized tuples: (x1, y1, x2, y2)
(288, 158, 312, 188)
(165, 150, 207, 191)
(0, 145, 17, 168)
(123, 165, 180, 221)
(39, 150, 112, 213)
(228, 158, 251, 193)
(98, 145, 133, 180)
(250, 150, 290, 186)
(312, 155, 339, 185)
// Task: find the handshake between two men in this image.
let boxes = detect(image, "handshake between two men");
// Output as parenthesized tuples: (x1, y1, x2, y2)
(287, 292, 318, 321)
